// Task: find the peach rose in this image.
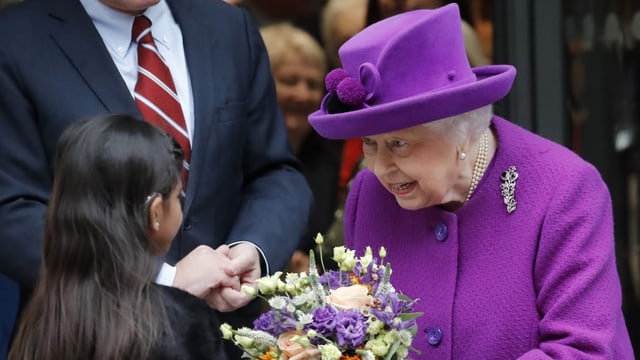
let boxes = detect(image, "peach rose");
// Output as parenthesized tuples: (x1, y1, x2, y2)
(277, 330, 321, 360)
(326, 284, 373, 311)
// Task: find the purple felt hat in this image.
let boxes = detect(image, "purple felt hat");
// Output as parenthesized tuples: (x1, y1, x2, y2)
(309, 3, 516, 139)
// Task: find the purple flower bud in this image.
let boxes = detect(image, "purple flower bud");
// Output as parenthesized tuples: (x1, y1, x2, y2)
(336, 78, 365, 106)
(325, 68, 350, 92)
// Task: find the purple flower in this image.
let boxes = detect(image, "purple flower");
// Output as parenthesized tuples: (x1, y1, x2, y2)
(335, 310, 367, 348)
(371, 292, 418, 329)
(253, 310, 296, 336)
(319, 270, 351, 288)
(371, 293, 400, 326)
(307, 306, 337, 336)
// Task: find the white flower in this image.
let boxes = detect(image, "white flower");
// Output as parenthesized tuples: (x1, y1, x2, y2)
(332, 246, 346, 263)
(314, 233, 324, 245)
(297, 312, 313, 325)
(241, 285, 257, 297)
(268, 296, 287, 310)
(366, 319, 384, 336)
(359, 246, 374, 270)
(285, 272, 300, 283)
(339, 253, 356, 271)
(318, 343, 341, 360)
(219, 323, 233, 340)
(357, 349, 377, 360)
(379, 246, 387, 259)
(365, 338, 390, 356)
(396, 346, 409, 359)
(286, 303, 296, 313)
(256, 272, 283, 294)
(234, 335, 254, 348)
(397, 329, 414, 346)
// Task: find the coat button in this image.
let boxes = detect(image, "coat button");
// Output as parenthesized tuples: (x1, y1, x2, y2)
(434, 223, 448, 241)
(426, 326, 443, 346)
(183, 219, 192, 231)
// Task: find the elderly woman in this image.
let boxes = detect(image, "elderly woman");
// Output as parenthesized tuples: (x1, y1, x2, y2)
(309, 4, 634, 359)
(260, 23, 341, 272)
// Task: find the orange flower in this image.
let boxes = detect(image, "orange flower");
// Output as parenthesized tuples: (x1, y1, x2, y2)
(339, 355, 362, 360)
(259, 347, 277, 360)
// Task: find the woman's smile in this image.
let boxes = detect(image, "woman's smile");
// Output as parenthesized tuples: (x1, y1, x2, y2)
(389, 181, 417, 195)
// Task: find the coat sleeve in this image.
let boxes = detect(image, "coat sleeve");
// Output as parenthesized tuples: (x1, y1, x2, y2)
(0, 40, 51, 289)
(224, 9, 312, 273)
(519, 163, 633, 359)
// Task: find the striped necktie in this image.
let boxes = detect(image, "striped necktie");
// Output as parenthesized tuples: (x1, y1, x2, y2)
(132, 15, 190, 187)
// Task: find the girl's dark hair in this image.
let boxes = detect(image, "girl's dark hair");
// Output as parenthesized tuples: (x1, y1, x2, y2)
(9, 114, 184, 360)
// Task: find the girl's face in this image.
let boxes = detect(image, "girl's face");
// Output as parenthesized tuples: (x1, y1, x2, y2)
(149, 183, 184, 254)
(362, 124, 465, 210)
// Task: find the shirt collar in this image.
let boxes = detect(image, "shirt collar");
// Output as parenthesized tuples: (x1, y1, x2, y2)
(79, 0, 173, 57)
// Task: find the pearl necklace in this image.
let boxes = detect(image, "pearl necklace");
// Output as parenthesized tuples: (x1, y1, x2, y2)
(465, 131, 489, 202)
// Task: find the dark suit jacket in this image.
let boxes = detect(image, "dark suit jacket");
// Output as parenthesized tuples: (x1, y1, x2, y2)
(0, 0, 311, 351)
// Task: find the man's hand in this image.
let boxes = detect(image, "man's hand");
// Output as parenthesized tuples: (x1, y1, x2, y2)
(205, 243, 260, 312)
(173, 245, 240, 299)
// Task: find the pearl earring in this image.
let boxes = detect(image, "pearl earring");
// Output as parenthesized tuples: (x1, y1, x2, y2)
(154, 221, 160, 230)
(459, 151, 466, 160)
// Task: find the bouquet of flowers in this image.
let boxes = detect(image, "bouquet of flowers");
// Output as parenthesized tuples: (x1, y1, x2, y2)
(220, 234, 423, 360)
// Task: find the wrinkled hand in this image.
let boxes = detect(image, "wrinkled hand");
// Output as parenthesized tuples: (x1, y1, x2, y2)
(205, 243, 260, 312)
(173, 245, 240, 299)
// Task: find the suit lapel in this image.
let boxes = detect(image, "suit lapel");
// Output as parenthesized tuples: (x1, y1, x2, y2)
(167, 0, 221, 208)
(48, 0, 140, 116)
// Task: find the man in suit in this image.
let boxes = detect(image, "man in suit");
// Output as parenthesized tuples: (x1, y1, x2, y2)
(0, 0, 312, 356)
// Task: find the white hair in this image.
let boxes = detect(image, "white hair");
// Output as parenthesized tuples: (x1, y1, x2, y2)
(423, 105, 493, 145)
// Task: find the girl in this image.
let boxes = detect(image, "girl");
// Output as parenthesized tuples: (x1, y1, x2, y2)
(9, 115, 227, 359)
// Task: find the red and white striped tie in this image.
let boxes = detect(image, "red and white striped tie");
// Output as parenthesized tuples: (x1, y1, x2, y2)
(132, 15, 191, 187)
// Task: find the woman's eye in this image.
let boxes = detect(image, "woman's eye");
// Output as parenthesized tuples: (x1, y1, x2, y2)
(392, 140, 407, 147)
(363, 137, 379, 147)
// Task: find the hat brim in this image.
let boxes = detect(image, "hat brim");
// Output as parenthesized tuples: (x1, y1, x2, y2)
(309, 65, 516, 139)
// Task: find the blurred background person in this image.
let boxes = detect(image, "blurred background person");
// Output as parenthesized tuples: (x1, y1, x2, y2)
(261, 23, 341, 273)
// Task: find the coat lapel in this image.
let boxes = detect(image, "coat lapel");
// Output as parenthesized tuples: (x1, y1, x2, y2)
(48, 0, 140, 116)
(167, 0, 222, 209)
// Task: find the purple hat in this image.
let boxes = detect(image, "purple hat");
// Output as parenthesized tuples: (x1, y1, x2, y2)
(309, 3, 516, 139)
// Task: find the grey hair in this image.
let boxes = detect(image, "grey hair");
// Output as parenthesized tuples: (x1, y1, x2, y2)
(423, 105, 493, 145)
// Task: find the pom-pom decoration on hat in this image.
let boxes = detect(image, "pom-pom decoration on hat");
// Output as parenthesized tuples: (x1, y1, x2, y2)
(325, 68, 350, 92)
(336, 78, 366, 106)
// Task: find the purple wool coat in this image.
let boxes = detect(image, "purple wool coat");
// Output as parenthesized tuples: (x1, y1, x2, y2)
(344, 117, 634, 359)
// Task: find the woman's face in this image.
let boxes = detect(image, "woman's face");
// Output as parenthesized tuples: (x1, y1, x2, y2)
(273, 52, 324, 151)
(362, 124, 464, 210)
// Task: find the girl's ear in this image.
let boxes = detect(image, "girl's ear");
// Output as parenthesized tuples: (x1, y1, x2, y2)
(148, 196, 164, 234)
